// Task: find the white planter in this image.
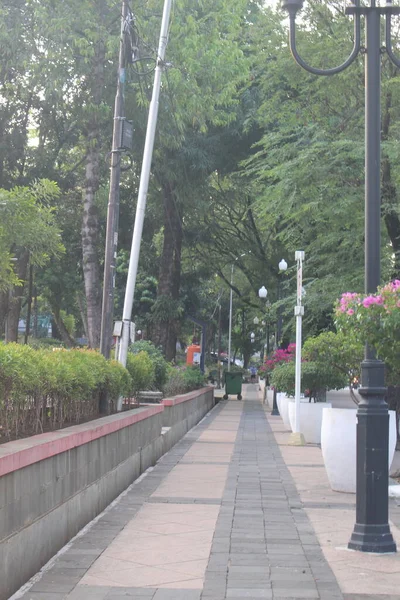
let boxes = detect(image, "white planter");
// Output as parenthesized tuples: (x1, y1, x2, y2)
(277, 394, 291, 431)
(321, 408, 397, 493)
(288, 400, 332, 444)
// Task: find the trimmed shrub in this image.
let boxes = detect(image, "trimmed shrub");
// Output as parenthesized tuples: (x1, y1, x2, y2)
(163, 365, 206, 398)
(125, 351, 155, 398)
(270, 361, 346, 401)
(182, 365, 206, 390)
(0, 345, 132, 441)
(129, 340, 168, 390)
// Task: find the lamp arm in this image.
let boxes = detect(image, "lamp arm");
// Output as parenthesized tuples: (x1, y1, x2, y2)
(386, 16, 400, 69)
(288, 14, 361, 76)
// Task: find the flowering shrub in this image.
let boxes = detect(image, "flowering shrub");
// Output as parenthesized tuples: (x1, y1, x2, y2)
(264, 344, 296, 374)
(335, 280, 400, 383)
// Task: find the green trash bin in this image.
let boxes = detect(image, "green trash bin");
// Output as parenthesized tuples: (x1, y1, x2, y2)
(223, 371, 243, 400)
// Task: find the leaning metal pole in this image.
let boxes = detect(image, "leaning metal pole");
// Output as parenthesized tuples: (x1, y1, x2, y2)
(117, 0, 173, 385)
(281, 0, 398, 553)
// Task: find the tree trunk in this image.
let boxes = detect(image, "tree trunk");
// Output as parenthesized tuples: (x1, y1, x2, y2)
(81, 42, 105, 349)
(5, 251, 30, 342)
(77, 290, 89, 340)
(49, 301, 75, 347)
(0, 290, 9, 338)
(153, 181, 183, 361)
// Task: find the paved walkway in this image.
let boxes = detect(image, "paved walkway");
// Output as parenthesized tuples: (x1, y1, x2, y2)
(14, 387, 400, 600)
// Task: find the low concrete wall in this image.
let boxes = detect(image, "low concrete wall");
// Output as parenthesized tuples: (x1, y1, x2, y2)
(0, 386, 214, 600)
(161, 387, 214, 449)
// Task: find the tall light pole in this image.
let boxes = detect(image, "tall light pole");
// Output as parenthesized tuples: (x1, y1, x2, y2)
(289, 251, 305, 447)
(277, 258, 288, 347)
(117, 0, 173, 376)
(281, 0, 397, 553)
(228, 253, 247, 372)
(259, 284, 281, 415)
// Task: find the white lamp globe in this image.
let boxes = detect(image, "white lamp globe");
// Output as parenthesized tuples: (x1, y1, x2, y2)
(253, 316, 259, 325)
(258, 286, 268, 299)
(279, 258, 288, 272)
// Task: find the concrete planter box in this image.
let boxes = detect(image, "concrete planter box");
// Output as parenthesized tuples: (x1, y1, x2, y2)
(321, 407, 397, 493)
(288, 400, 332, 444)
(0, 386, 214, 600)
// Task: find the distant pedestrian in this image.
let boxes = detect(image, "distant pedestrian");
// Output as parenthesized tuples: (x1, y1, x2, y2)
(250, 366, 257, 382)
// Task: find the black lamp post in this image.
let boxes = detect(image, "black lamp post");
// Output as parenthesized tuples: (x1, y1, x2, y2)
(281, 0, 398, 553)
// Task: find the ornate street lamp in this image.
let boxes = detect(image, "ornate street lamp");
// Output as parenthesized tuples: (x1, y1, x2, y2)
(259, 284, 280, 416)
(277, 258, 288, 346)
(281, 0, 398, 553)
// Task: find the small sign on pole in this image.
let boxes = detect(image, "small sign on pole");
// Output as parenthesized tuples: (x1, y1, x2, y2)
(130, 322, 136, 343)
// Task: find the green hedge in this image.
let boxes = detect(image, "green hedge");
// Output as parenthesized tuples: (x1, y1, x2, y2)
(129, 341, 168, 390)
(0, 344, 132, 441)
(270, 360, 346, 401)
(126, 351, 155, 397)
(163, 365, 206, 397)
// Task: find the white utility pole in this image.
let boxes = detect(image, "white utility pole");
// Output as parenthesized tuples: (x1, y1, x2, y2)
(289, 250, 306, 446)
(116, 0, 173, 401)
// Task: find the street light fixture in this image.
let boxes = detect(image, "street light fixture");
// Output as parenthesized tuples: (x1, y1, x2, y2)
(259, 284, 279, 416)
(250, 332, 255, 343)
(258, 285, 267, 299)
(279, 258, 288, 272)
(281, 0, 397, 553)
(277, 258, 288, 347)
(253, 316, 260, 325)
(228, 252, 249, 372)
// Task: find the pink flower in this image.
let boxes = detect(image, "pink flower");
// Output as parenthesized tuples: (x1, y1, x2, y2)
(347, 309, 354, 315)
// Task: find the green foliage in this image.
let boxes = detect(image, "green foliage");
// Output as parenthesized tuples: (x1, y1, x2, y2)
(129, 340, 168, 390)
(182, 365, 206, 390)
(150, 295, 184, 323)
(0, 345, 132, 441)
(0, 181, 63, 291)
(163, 365, 206, 397)
(125, 351, 155, 398)
(335, 282, 400, 384)
(303, 331, 363, 387)
(270, 361, 346, 401)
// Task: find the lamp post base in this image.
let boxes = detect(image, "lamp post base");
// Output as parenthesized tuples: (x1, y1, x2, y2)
(349, 523, 396, 554)
(348, 358, 397, 554)
(271, 388, 280, 416)
(288, 432, 306, 446)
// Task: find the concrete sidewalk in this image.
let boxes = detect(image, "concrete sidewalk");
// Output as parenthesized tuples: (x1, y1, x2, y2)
(14, 386, 400, 600)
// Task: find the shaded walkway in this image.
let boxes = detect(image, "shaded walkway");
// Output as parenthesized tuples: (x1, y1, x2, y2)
(17, 387, 344, 600)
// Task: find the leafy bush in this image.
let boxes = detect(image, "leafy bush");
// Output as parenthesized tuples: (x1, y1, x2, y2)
(28, 337, 65, 349)
(0, 345, 132, 441)
(182, 365, 206, 390)
(303, 331, 363, 389)
(270, 361, 346, 401)
(162, 368, 186, 398)
(335, 281, 400, 384)
(126, 351, 155, 398)
(163, 365, 206, 397)
(129, 340, 168, 390)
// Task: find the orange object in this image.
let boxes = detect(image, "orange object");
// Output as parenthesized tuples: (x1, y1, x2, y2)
(186, 344, 201, 365)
